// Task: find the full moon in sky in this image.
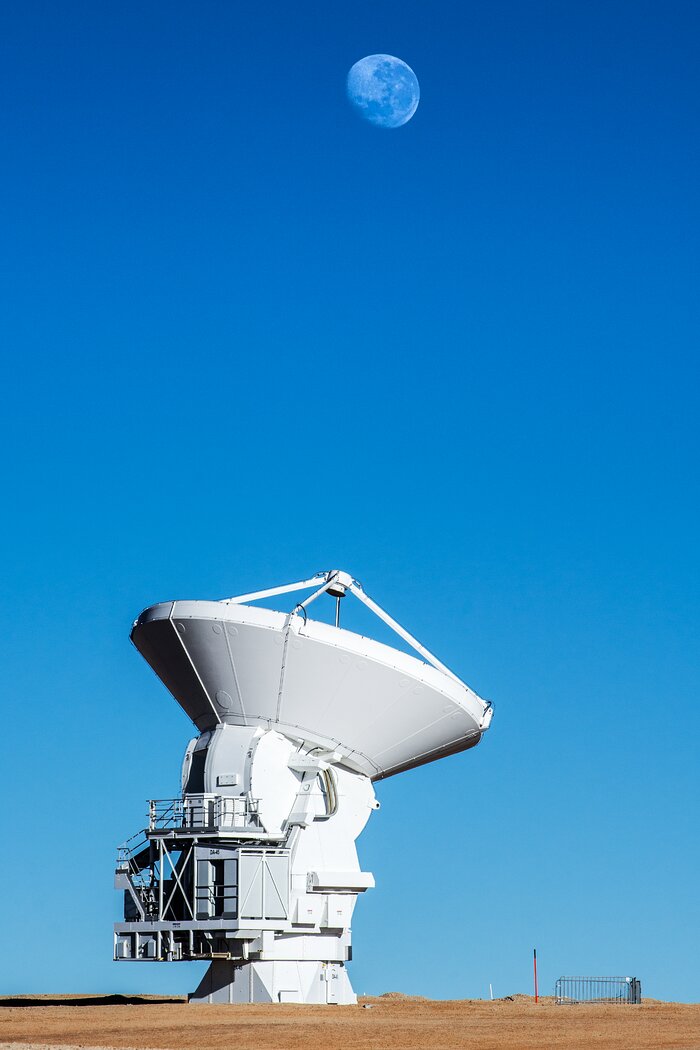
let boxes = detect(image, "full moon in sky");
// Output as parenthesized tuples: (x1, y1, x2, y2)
(346, 54, 420, 129)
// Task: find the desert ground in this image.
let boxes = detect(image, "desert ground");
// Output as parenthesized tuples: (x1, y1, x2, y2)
(1, 993, 699, 1050)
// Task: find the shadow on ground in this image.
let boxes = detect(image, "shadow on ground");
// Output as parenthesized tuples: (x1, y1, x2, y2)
(0, 994, 187, 1008)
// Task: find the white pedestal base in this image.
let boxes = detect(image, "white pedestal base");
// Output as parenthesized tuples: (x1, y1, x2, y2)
(189, 959, 357, 1005)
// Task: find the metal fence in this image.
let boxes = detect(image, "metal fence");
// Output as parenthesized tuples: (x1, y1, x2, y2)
(555, 976, 641, 1005)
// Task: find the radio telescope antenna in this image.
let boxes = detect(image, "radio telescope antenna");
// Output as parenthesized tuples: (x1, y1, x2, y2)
(114, 568, 494, 1005)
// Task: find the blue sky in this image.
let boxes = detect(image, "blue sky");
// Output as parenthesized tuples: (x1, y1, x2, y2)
(0, 0, 698, 1002)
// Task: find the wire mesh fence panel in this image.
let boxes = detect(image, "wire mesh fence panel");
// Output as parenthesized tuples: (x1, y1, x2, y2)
(555, 977, 641, 1005)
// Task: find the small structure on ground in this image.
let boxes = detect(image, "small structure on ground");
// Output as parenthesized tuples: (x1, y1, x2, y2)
(555, 976, 642, 1005)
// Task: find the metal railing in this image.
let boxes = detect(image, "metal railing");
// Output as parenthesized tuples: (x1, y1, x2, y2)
(116, 794, 265, 870)
(116, 829, 149, 872)
(555, 977, 642, 1005)
(148, 798, 183, 830)
(148, 794, 261, 832)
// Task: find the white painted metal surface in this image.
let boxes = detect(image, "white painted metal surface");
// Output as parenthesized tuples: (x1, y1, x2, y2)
(131, 571, 492, 780)
(116, 570, 494, 1005)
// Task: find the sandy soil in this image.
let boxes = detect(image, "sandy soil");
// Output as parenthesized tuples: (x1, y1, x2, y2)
(0, 993, 698, 1050)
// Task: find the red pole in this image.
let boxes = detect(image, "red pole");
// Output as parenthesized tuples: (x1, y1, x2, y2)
(533, 948, 539, 1003)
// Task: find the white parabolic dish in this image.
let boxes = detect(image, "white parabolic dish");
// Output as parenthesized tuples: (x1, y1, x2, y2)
(132, 584, 493, 781)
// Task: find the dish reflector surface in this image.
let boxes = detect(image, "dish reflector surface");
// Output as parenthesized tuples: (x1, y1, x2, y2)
(132, 598, 491, 780)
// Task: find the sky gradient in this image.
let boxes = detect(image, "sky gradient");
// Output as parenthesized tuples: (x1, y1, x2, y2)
(0, 1, 698, 1002)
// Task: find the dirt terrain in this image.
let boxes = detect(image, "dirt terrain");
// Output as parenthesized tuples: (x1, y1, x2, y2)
(1, 993, 698, 1050)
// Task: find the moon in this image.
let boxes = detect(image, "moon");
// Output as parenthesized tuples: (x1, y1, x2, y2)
(347, 55, 420, 129)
